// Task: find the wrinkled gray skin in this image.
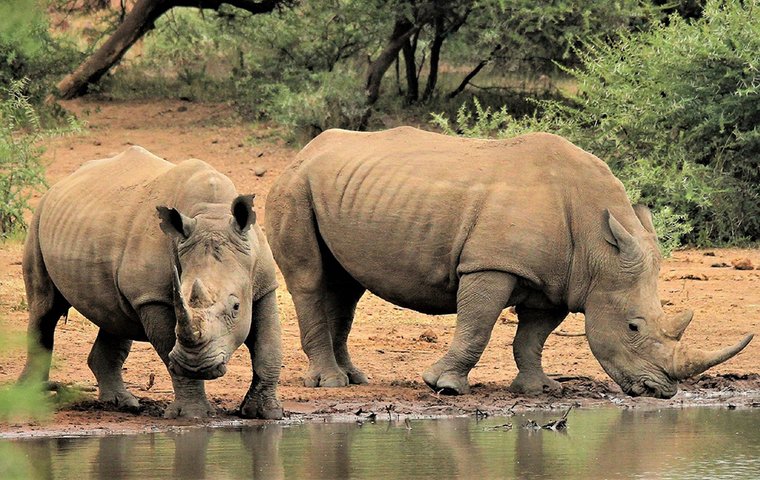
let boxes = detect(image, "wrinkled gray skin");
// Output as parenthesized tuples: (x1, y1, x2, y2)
(266, 127, 753, 398)
(19, 147, 282, 419)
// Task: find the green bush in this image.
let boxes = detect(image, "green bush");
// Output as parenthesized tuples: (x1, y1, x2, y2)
(263, 67, 368, 143)
(0, 0, 80, 108)
(434, 0, 760, 247)
(0, 79, 80, 239)
(0, 79, 48, 238)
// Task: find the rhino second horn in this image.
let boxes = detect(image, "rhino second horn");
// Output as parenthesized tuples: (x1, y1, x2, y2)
(189, 278, 212, 307)
(665, 310, 694, 341)
(672, 333, 754, 380)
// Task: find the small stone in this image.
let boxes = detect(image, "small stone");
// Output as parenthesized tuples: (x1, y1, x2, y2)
(660, 298, 673, 306)
(710, 262, 731, 268)
(731, 258, 754, 270)
(254, 167, 267, 177)
(419, 329, 438, 343)
(177, 105, 188, 112)
(703, 251, 716, 257)
(679, 273, 708, 281)
(211, 139, 219, 144)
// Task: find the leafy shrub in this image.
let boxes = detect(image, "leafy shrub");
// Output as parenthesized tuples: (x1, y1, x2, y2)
(263, 67, 368, 143)
(0, 79, 80, 239)
(0, 0, 80, 107)
(0, 79, 48, 238)
(434, 0, 760, 248)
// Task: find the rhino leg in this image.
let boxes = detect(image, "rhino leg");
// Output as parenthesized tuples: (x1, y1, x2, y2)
(273, 208, 365, 388)
(140, 305, 214, 419)
(423, 271, 517, 395)
(508, 306, 567, 395)
(240, 290, 284, 419)
(324, 263, 367, 385)
(19, 215, 70, 385)
(87, 329, 139, 409)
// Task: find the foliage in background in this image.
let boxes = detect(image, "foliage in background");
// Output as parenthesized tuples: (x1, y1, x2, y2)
(0, 79, 80, 239)
(433, 0, 760, 248)
(0, 79, 49, 238)
(0, 0, 80, 109)
(448, 0, 654, 75)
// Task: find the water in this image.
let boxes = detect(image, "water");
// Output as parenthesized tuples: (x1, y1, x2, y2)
(2, 408, 760, 479)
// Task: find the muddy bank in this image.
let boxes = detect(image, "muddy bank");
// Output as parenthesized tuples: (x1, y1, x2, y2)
(2, 374, 759, 439)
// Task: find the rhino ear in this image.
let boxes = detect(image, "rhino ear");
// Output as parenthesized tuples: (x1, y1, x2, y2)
(231, 194, 256, 233)
(156, 206, 195, 239)
(633, 204, 656, 236)
(603, 209, 644, 265)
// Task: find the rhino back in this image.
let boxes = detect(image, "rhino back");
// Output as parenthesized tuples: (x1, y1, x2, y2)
(293, 127, 632, 310)
(37, 147, 239, 336)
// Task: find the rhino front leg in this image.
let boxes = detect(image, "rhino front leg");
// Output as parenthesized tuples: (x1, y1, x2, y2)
(87, 329, 139, 408)
(240, 290, 284, 419)
(140, 305, 214, 419)
(509, 306, 567, 395)
(423, 271, 517, 395)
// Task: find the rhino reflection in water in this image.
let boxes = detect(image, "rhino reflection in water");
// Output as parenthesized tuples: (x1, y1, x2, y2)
(19, 147, 282, 419)
(267, 127, 753, 398)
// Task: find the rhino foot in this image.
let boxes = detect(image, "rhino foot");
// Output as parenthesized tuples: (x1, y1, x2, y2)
(345, 368, 369, 385)
(304, 367, 349, 388)
(99, 389, 140, 410)
(240, 394, 283, 420)
(509, 372, 563, 396)
(422, 368, 471, 395)
(163, 399, 216, 419)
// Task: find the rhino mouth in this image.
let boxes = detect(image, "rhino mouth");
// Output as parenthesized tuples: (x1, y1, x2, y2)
(168, 350, 228, 380)
(626, 379, 677, 399)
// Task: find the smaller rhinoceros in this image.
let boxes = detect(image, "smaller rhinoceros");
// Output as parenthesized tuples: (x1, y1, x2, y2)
(19, 146, 282, 419)
(266, 127, 753, 399)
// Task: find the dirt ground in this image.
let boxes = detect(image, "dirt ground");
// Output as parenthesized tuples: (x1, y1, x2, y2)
(1, 100, 758, 437)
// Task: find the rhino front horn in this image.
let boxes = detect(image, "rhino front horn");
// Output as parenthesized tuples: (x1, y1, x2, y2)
(672, 333, 754, 380)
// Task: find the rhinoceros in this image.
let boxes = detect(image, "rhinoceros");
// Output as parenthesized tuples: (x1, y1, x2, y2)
(266, 127, 753, 398)
(19, 146, 282, 418)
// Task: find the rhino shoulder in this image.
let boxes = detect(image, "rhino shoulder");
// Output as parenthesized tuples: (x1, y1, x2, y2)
(250, 225, 278, 302)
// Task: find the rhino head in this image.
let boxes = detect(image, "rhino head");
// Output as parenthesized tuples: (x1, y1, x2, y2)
(156, 195, 256, 380)
(583, 206, 753, 399)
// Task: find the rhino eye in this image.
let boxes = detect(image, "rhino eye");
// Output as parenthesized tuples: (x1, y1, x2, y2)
(628, 322, 639, 332)
(228, 296, 241, 317)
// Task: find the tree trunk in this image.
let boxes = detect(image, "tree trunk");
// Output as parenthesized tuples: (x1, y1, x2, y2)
(447, 44, 502, 99)
(365, 18, 420, 106)
(421, 17, 443, 102)
(401, 33, 418, 104)
(57, 0, 281, 99)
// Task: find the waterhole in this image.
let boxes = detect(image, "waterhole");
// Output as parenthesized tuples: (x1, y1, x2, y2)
(2, 407, 759, 479)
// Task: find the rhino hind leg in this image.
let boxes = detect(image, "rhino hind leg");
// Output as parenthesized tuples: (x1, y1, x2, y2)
(295, 252, 367, 388)
(87, 329, 139, 409)
(269, 193, 365, 388)
(323, 253, 367, 385)
(508, 306, 567, 395)
(19, 213, 71, 385)
(423, 271, 517, 395)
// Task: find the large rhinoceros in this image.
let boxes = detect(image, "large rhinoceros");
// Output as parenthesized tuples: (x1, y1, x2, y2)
(19, 146, 283, 418)
(266, 127, 753, 398)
